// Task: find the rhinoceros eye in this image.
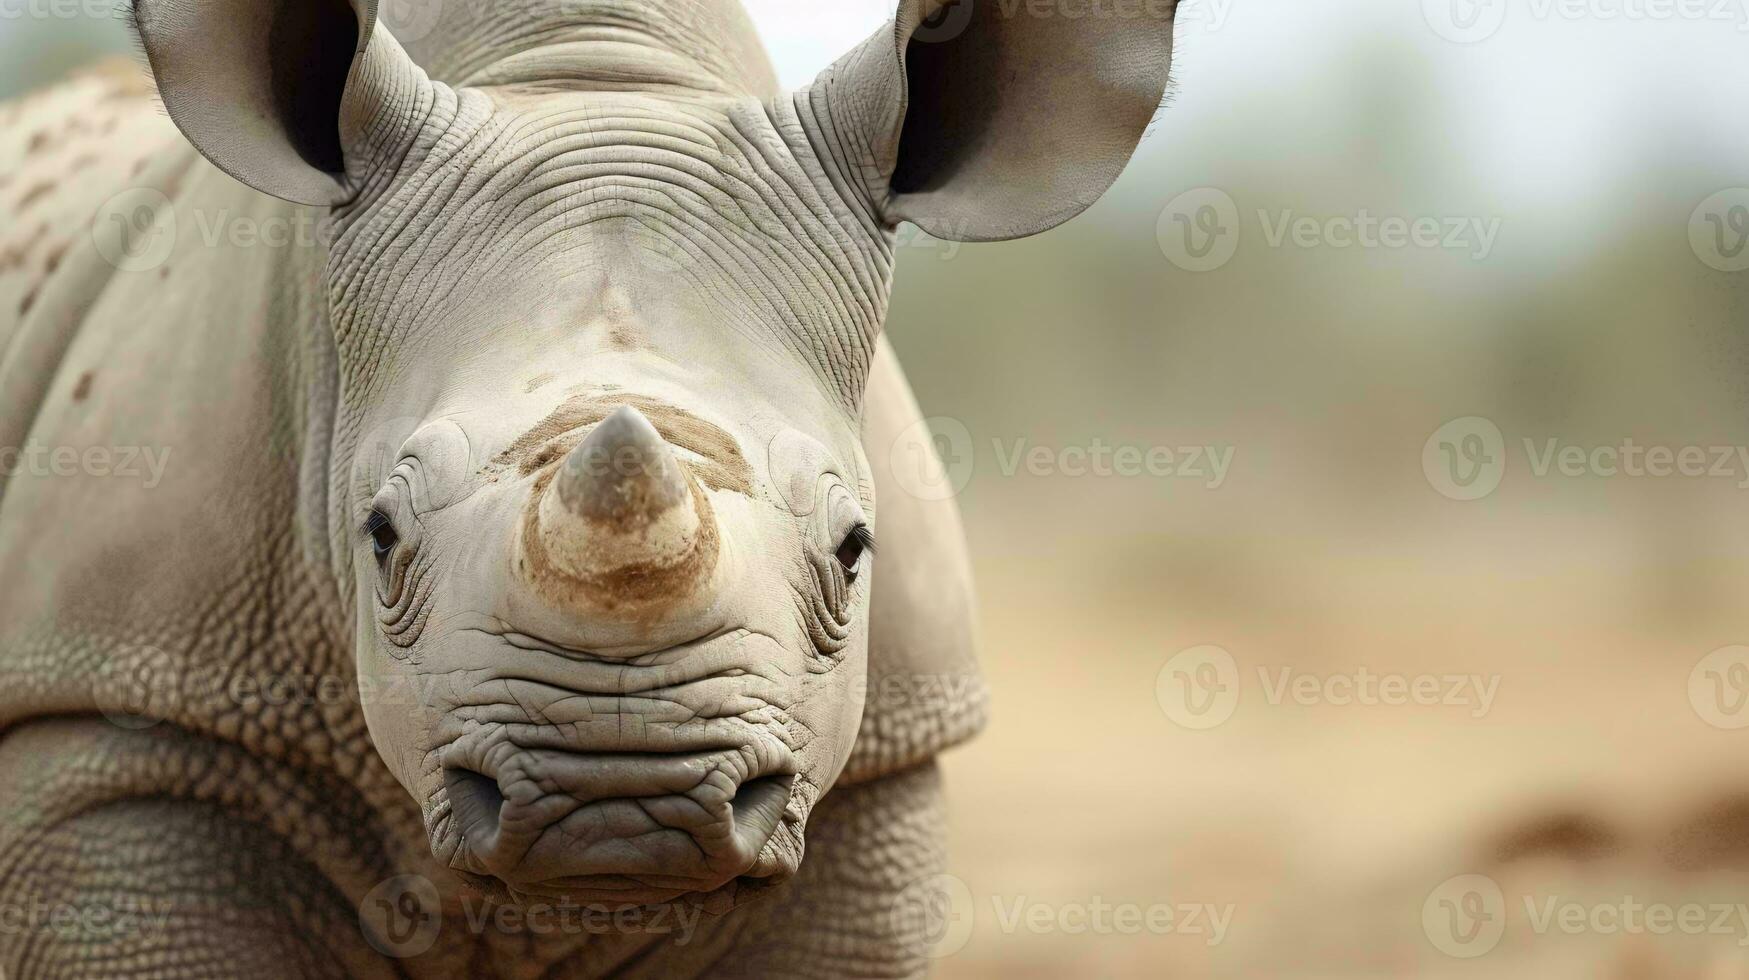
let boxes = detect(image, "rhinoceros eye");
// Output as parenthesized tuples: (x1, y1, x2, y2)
(834, 524, 874, 579)
(362, 509, 400, 565)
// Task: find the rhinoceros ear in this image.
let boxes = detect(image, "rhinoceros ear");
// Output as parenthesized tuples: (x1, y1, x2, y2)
(131, 0, 432, 206)
(795, 0, 1176, 242)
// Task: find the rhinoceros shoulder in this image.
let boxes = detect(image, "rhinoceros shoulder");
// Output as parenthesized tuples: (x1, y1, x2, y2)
(0, 59, 173, 337)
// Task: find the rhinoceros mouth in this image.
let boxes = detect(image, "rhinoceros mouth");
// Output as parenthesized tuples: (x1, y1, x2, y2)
(429, 723, 801, 908)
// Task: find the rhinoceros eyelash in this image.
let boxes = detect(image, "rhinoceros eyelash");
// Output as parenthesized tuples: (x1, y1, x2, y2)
(847, 524, 877, 557)
(358, 509, 392, 540)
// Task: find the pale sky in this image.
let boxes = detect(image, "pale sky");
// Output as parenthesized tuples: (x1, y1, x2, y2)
(740, 0, 1749, 207)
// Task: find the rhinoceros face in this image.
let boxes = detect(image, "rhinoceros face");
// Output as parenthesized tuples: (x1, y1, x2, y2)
(330, 89, 886, 903)
(134, 0, 1175, 908)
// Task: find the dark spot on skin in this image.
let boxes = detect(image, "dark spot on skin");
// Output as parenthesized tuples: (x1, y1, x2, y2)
(159, 266, 170, 280)
(493, 394, 756, 496)
(1490, 811, 1621, 865)
(19, 284, 39, 318)
(16, 182, 54, 209)
(69, 153, 99, 174)
(1660, 795, 1749, 871)
(26, 130, 51, 154)
(525, 373, 555, 393)
(0, 224, 48, 272)
(130, 159, 149, 178)
(43, 241, 68, 276)
(72, 372, 94, 402)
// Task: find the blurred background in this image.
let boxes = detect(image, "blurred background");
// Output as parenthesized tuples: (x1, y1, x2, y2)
(7, 1, 1749, 976)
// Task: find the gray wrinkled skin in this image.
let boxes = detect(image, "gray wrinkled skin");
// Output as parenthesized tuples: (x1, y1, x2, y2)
(0, 0, 1174, 975)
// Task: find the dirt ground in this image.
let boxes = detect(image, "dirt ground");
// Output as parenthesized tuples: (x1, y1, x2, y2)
(928, 486, 1749, 979)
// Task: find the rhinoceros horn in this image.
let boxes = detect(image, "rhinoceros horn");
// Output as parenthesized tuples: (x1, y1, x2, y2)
(532, 406, 716, 596)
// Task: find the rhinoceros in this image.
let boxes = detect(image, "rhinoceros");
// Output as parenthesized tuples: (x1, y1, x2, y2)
(0, 0, 1175, 975)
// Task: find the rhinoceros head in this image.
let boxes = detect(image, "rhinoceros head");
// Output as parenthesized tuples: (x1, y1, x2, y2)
(133, 0, 1174, 908)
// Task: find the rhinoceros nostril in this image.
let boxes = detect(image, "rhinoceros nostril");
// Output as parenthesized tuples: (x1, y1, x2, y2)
(444, 767, 505, 841)
(729, 774, 795, 852)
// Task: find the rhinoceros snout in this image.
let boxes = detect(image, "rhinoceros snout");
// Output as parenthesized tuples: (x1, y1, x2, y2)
(438, 736, 796, 905)
(522, 405, 720, 614)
